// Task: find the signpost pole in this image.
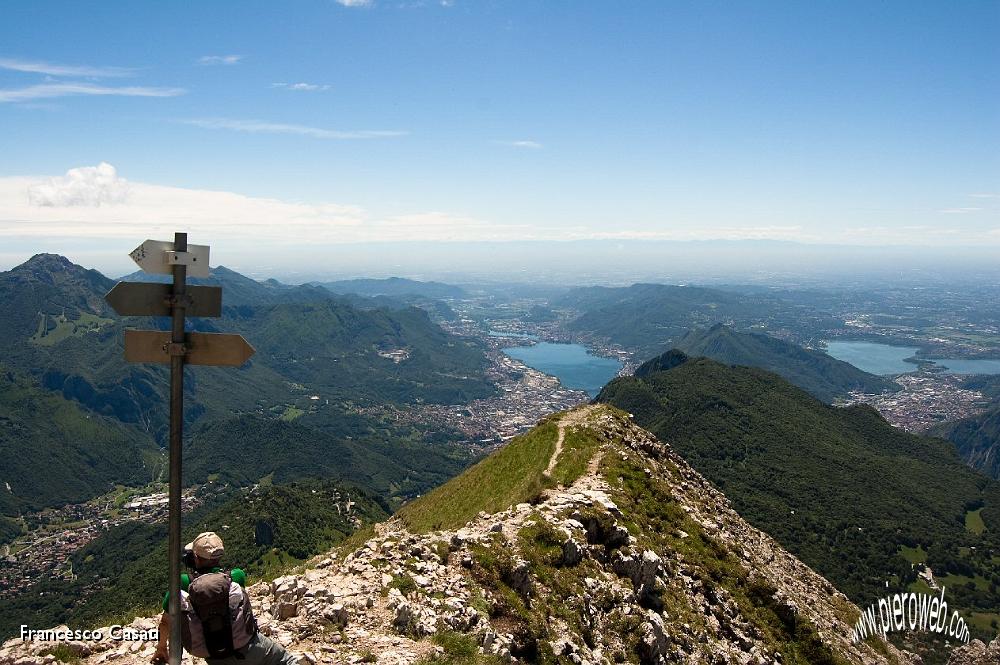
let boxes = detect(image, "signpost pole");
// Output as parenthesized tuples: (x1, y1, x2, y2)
(109, 233, 254, 665)
(167, 232, 187, 665)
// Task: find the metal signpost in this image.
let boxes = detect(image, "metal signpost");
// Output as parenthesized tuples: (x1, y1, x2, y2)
(104, 233, 255, 665)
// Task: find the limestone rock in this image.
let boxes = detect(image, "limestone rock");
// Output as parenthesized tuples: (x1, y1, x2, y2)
(947, 636, 1000, 665)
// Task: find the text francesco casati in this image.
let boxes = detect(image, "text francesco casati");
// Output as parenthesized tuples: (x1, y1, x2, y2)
(19, 626, 159, 642)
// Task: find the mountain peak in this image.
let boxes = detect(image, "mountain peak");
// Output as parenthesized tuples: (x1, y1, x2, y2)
(0, 254, 115, 339)
(633, 348, 690, 377)
(7, 254, 112, 290)
(13, 253, 84, 275)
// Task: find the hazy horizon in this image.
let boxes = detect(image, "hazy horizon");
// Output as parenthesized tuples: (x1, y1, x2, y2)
(4, 238, 1000, 288)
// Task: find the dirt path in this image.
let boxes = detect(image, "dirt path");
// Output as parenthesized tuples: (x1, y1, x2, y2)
(544, 405, 599, 478)
(544, 424, 567, 477)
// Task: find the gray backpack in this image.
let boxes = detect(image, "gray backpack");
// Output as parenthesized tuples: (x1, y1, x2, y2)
(180, 572, 257, 658)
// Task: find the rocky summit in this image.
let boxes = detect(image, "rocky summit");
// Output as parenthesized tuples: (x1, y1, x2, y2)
(1, 405, 931, 664)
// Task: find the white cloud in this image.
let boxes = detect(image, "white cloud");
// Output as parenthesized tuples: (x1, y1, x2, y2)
(939, 207, 982, 214)
(198, 55, 243, 66)
(0, 57, 135, 78)
(272, 82, 331, 91)
(497, 140, 542, 149)
(0, 165, 542, 248)
(970, 193, 1000, 199)
(27, 163, 130, 207)
(0, 82, 185, 103)
(4, 165, 1000, 257)
(180, 118, 406, 140)
(336, 0, 373, 6)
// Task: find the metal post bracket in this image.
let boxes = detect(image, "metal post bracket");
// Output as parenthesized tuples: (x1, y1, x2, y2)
(164, 294, 193, 308)
(164, 250, 203, 268)
(165, 342, 187, 357)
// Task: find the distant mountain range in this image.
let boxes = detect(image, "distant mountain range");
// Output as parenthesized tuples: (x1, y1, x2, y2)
(119, 266, 461, 320)
(597, 350, 1000, 640)
(0, 254, 494, 522)
(118, 265, 332, 307)
(557, 282, 841, 357)
(674, 324, 898, 402)
(314, 276, 466, 299)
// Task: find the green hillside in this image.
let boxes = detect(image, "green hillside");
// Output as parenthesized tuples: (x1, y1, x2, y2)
(0, 480, 387, 639)
(184, 415, 473, 507)
(596, 352, 1000, 616)
(226, 299, 493, 405)
(397, 419, 558, 533)
(397, 410, 608, 534)
(0, 367, 159, 517)
(675, 325, 898, 402)
(930, 407, 1000, 480)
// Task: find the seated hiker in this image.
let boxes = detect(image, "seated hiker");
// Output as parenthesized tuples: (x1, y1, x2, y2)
(153, 532, 297, 665)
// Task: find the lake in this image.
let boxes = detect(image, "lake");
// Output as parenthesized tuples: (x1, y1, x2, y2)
(825, 341, 1000, 376)
(932, 358, 1000, 375)
(824, 341, 920, 375)
(504, 342, 623, 397)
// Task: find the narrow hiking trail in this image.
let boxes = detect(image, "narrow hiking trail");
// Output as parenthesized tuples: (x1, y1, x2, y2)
(544, 404, 599, 479)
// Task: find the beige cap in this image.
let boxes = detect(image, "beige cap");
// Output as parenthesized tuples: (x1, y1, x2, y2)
(186, 532, 225, 560)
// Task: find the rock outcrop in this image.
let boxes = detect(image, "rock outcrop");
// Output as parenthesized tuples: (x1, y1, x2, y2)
(946, 636, 1000, 665)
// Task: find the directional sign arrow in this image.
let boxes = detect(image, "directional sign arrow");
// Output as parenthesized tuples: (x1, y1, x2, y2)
(130, 239, 211, 278)
(124, 330, 255, 367)
(105, 282, 223, 318)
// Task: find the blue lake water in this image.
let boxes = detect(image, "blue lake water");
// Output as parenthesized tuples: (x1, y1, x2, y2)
(824, 341, 920, 375)
(825, 341, 1000, 376)
(504, 342, 623, 397)
(933, 358, 1000, 375)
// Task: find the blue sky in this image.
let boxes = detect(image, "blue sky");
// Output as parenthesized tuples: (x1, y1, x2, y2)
(0, 1, 997, 277)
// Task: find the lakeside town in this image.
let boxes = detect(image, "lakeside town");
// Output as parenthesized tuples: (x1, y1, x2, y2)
(0, 487, 203, 599)
(837, 372, 990, 433)
(357, 349, 596, 445)
(413, 350, 592, 444)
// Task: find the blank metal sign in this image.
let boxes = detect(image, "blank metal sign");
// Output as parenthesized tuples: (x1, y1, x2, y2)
(124, 330, 255, 367)
(105, 282, 222, 318)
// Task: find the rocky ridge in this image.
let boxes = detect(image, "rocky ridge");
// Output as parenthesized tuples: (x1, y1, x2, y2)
(945, 636, 1000, 664)
(2, 405, 929, 664)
